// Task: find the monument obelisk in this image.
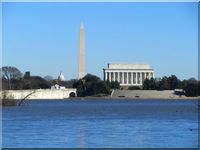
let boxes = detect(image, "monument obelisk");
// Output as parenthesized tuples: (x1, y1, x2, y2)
(79, 23, 85, 79)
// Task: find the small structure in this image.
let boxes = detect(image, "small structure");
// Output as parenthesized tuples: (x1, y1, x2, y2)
(174, 89, 185, 96)
(51, 84, 66, 89)
(24, 71, 30, 79)
(103, 63, 155, 86)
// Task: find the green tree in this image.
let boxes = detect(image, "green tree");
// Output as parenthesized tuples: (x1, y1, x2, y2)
(75, 74, 110, 97)
(183, 78, 198, 97)
(23, 76, 50, 89)
(198, 81, 200, 96)
(167, 75, 181, 90)
(109, 81, 120, 89)
(143, 78, 156, 90)
(184, 82, 198, 97)
(143, 79, 150, 90)
(83, 74, 101, 82)
(159, 76, 170, 90)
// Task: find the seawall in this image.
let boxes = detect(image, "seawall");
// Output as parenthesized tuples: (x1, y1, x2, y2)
(1, 89, 77, 100)
(112, 90, 188, 99)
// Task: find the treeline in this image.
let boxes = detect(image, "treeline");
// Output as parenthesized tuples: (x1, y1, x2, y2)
(1, 66, 51, 90)
(73, 74, 120, 97)
(1, 66, 73, 90)
(1, 66, 119, 96)
(1, 66, 199, 97)
(143, 75, 200, 97)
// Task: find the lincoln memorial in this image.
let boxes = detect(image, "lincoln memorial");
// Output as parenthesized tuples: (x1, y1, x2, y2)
(103, 64, 155, 86)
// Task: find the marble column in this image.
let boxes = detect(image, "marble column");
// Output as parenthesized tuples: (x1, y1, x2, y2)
(131, 72, 133, 85)
(109, 72, 111, 82)
(126, 72, 128, 84)
(136, 72, 138, 84)
(105, 71, 107, 81)
(127, 72, 129, 84)
(122, 72, 124, 84)
(118, 72, 120, 82)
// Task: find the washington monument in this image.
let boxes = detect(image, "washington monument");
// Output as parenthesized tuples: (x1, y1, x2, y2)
(79, 23, 85, 79)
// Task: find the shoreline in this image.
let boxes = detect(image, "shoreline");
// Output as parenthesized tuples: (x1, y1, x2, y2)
(70, 96, 200, 100)
(2, 96, 199, 101)
(1, 89, 199, 101)
(2, 97, 199, 106)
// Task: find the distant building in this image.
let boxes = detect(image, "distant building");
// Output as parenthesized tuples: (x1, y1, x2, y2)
(58, 72, 65, 81)
(51, 84, 60, 89)
(51, 84, 66, 89)
(24, 71, 30, 79)
(103, 63, 155, 86)
(51, 72, 66, 89)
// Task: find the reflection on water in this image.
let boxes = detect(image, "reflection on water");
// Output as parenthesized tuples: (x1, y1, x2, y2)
(79, 121, 86, 147)
(2, 99, 199, 148)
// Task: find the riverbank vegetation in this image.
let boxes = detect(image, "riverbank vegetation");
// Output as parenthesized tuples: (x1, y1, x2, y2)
(1, 91, 16, 106)
(73, 74, 120, 97)
(142, 75, 200, 97)
(1, 66, 199, 97)
(1, 66, 50, 90)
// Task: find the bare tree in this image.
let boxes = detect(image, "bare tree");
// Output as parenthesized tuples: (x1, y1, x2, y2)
(0, 66, 22, 90)
(44, 75, 53, 81)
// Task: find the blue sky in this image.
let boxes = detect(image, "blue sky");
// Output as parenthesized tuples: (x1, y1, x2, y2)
(2, 2, 198, 80)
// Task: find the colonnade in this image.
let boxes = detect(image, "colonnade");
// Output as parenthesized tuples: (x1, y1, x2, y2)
(104, 71, 154, 86)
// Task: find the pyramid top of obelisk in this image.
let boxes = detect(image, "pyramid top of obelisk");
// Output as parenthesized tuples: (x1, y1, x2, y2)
(80, 22, 84, 29)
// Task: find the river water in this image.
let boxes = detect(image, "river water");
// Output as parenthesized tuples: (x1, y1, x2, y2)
(2, 99, 199, 148)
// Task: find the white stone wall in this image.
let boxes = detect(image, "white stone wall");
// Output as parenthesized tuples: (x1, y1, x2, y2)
(112, 90, 185, 99)
(0, 89, 77, 100)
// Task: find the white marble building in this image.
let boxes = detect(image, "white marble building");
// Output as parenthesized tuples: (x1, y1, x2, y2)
(103, 64, 155, 86)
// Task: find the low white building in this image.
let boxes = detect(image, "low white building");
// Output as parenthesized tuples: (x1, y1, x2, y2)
(103, 63, 155, 86)
(51, 84, 66, 89)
